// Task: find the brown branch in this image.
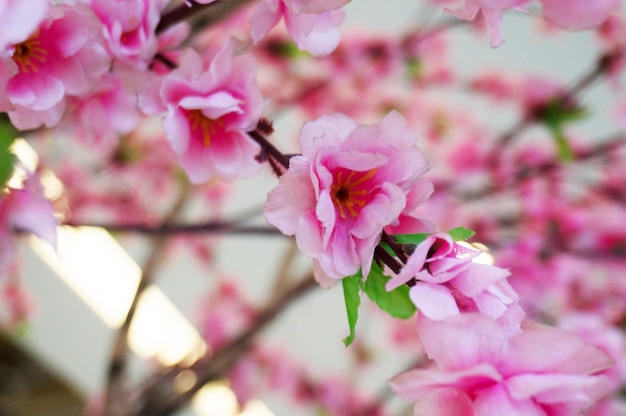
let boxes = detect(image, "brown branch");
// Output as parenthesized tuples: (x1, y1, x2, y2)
(156, 0, 254, 35)
(64, 221, 283, 236)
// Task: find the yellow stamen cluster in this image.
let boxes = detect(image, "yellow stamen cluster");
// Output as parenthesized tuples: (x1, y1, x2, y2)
(331, 169, 377, 219)
(187, 110, 225, 148)
(12, 32, 47, 74)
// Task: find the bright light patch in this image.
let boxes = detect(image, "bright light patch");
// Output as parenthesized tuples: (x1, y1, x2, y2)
(6, 138, 39, 188)
(192, 382, 239, 416)
(128, 285, 206, 366)
(240, 400, 276, 416)
(29, 226, 141, 328)
(457, 241, 495, 265)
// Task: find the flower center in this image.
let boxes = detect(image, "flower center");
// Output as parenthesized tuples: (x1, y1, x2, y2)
(187, 110, 225, 148)
(12, 32, 47, 74)
(331, 169, 377, 219)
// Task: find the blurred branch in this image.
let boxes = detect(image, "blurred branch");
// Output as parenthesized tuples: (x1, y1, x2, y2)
(455, 132, 626, 200)
(157, 0, 254, 35)
(103, 180, 192, 416)
(64, 221, 283, 236)
(488, 50, 620, 161)
(135, 273, 318, 415)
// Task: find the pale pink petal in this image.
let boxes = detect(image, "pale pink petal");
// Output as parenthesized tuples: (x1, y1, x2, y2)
(541, 0, 620, 30)
(265, 157, 316, 235)
(410, 283, 460, 320)
(474, 384, 545, 416)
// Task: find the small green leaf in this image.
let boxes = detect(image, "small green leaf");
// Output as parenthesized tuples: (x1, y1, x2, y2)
(392, 227, 474, 246)
(406, 57, 422, 80)
(364, 262, 416, 319)
(0, 117, 17, 189)
(535, 98, 585, 162)
(393, 233, 430, 245)
(546, 122, 574, 162)
(446, 226, 476, 241)
(342, 271, 363, 347)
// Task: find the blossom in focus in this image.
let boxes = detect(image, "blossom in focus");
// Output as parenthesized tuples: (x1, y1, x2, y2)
(1, 4, 110, 130)
(250, 0, 347, 56)
(386, 233, 524, 327)
(160, 43, 265, 183)
(540, 0, 620, 30)
(391, 313, 614, 416)
(264, 110, 431, 285)
(0, 175, 57, 277)
(91, 0, 169, 66)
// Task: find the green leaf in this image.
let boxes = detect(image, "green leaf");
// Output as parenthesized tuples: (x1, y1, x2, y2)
(392, 227, 475, 246)
(342, 271, 363, 347)
(364, 262, 416, 319)
(0, 117, 17, 189)
(446, 226, 476, 241)
(535, 98, 585, 162)
(546, 122, 574, 162)
(393, 232, 430, 245)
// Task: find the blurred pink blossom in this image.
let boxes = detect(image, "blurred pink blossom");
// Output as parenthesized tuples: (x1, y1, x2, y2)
(391, 313, 614, 415)
(433, 0, 531, 47)
(540, 0, 620, 31)
(250, 0, 346, 56)
(0, 175, 57, 277)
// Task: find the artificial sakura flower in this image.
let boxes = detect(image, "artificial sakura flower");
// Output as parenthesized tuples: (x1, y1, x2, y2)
(160, 42, 265, 183)
(391, 313, 614, 416)
(432, 0, 531, 47)
(250, 0, 348, 56)
(386, 233, 524, 327)
(1, 3, 110, 130)
(540, 0, 620, 31)
(264, 111, 430, 285)
(90, 0, 170, 66)
(0, 174, 57, 277)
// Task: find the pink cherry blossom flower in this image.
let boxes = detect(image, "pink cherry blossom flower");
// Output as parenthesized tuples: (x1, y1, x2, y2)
(540, 0, 620, 31)
(386, 233, 524, 327)
(91, 0, 169, 66)
(264, 111, 431, 284)
(0, 174, 57, 277)
(0, 0, 48, 49)
(432, 0, 531, 47)
(391, 313, 614, 415)
(1, 3, 110, 130)
(250, 0, 346, 56)
(60, 74, 141, 152)
(160, 42, 265, 183)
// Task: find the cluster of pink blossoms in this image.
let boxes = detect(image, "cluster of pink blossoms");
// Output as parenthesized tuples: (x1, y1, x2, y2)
(432, 0, 621, 47)
(263, 109, 614, 413)
(0, 0, 623, 414)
